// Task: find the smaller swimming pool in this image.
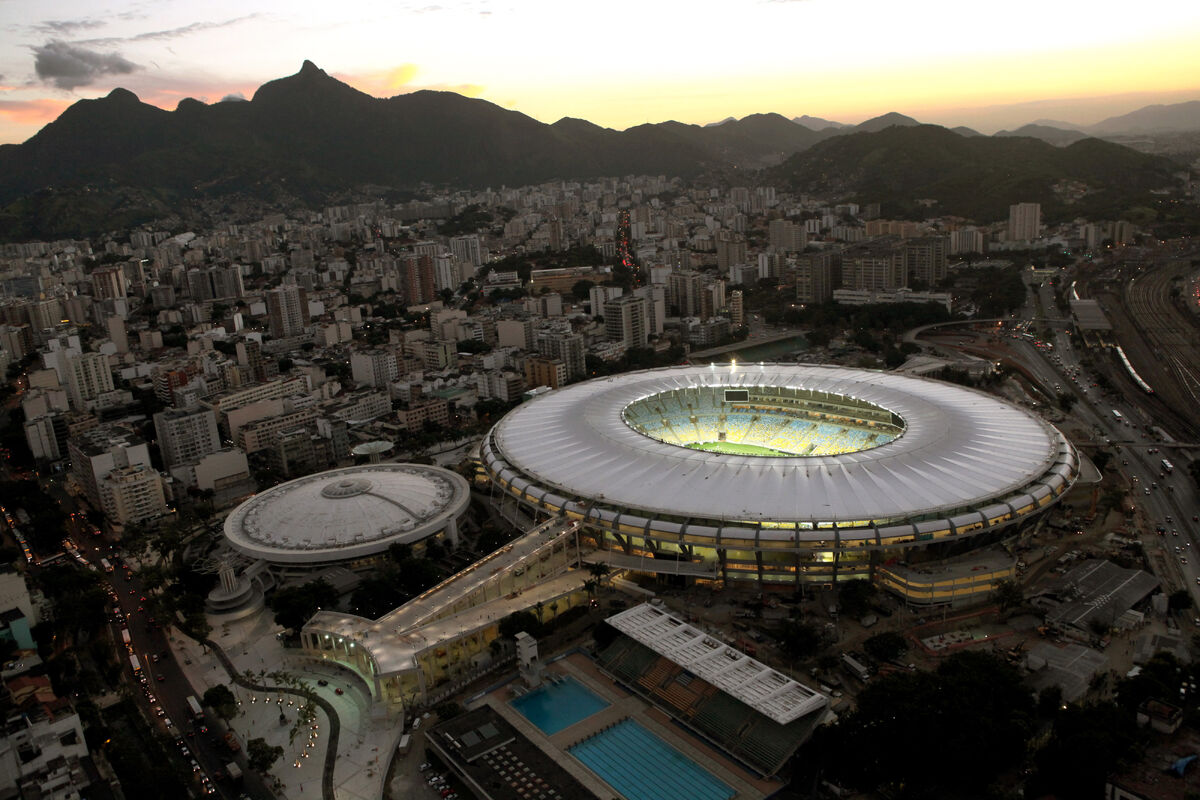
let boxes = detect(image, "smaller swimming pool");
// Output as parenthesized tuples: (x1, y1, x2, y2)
(511, 676, 609, 735)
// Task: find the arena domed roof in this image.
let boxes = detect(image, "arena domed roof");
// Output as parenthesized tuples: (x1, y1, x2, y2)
(223, 464, 470, 564)
(482, 364, 1077, 544)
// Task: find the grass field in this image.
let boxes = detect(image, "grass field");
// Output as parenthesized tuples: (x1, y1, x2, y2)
(686, 441, 791, 456)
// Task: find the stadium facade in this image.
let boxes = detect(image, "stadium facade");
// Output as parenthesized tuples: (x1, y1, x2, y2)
(480, 364, 1078, 592)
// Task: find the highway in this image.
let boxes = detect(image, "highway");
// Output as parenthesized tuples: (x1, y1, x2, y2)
(944, 272, 1200, 612)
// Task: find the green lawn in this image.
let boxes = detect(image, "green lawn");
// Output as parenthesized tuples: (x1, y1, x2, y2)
(686, 441, 791, 456)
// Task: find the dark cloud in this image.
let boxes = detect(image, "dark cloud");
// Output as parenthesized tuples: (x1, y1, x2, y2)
(33, 41, 140, 90)
(34, 19, 106, 36)
(81, 14, 262, 45)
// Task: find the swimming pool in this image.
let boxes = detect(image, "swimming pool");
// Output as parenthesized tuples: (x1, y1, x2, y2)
(511, 676, 609, 735)
(570, 718, 735, 800)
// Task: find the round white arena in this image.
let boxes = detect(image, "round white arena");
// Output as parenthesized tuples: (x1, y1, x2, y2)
(481, 364, 1078, 586)
(223, 463, 470, 566)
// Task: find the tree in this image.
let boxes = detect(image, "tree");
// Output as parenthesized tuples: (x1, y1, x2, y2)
(993, 578, 1025, 612)
(835, 579, 875, 618)
(269, 579, 338, 634)
(246, 737, 284, 773)
(862, 631, 908, 663)
(1030, 701, 1137, 800)
(499, 610, 543, 640)
(1168, 589, 1193, 611)
(779, 618, 829, 660)
(585, 561, 611, 590)
(571, 279, 596, 302)
(202, 685, 238, 719)
(807, 651, 1034, 797)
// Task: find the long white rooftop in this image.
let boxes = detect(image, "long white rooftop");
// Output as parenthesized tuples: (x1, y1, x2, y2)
(607, 602, 827, 725)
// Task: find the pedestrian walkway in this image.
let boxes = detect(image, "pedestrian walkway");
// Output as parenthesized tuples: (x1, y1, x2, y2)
(168, 606, 404, 800)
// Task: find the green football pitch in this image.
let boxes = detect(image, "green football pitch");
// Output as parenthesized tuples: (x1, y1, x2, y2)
(686, 441, 791, 456)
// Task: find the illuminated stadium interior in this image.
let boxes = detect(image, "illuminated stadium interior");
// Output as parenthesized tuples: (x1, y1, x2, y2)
(622, 386, 905, 457)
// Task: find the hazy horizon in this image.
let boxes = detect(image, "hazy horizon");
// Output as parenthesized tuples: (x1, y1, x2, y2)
(2, 0, 1199, 145)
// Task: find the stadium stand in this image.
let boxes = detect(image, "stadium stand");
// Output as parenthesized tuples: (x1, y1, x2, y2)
(596, 619, 826, 776)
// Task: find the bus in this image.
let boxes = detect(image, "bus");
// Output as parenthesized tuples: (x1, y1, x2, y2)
(100, 558, 113, 573)
(1112, 409, 1125, 423)
(186, 695, 204, 720)
(121, 629, 132, 649)
(1162, 458, 1175, 474)
(130, 655, 142, 674)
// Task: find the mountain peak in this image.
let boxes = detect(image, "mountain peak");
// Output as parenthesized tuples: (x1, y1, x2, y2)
(299, 60, 323, 76)
(104, 87, 140, 104)
(856, 112, 920, 132)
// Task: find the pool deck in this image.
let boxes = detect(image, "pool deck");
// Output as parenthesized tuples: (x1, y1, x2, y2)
(479, 651, 779, 800)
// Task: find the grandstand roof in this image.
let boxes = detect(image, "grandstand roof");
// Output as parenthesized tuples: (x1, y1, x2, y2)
(485, 364, 1074, 530)
(607, 603, 826, 725)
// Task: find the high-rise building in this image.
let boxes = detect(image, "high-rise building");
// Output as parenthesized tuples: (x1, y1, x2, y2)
(1007, 202, 1042, 242)
(729, 290, 744, 327)
(843, 247, 904, 292)
(91, 266, 126, 300)
(68, 425, 152, 510)
(154, 406, 221, 469)
(667, 270, 705, 317)
(768, 219, 807, 253)
(604, 294, 648, 349)
(949, 228, 985, 255)
(99, 464, 167, 525)
(524, 356, 568, 390)
(401, 254, 436, 305)
(266, 284, 308, 338)
(903, 237, 949, 285)
(350, 349, 401, 387)
(715, 231, 748, 279)
(535, 331, 585, 381)
(589, 286, 623, 316)
(632, 285, 666, 336)
(496, 319, 534, 351)
(65, 352, 114, 410)
(449, 235, 483, 267)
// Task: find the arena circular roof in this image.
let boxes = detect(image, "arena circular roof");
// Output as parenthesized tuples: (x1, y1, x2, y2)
(223, 464, 470, 564)
(482, 364, 1077, 541)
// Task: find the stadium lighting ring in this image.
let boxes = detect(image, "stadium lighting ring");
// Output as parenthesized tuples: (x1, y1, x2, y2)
(481, 364, 1077, 584)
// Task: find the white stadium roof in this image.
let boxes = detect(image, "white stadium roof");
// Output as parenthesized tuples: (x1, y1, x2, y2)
(224, 464, 470, 564)
(484, 364, 1076, 536)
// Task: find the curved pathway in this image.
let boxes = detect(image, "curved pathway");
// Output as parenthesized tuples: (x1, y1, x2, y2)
(203, 639, 341, 800)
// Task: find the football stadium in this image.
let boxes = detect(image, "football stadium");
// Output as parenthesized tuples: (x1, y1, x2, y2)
(481, 363, 1079, 588)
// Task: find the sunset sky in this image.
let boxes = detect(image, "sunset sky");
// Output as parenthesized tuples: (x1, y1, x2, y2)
(1, 0, 1199, 145)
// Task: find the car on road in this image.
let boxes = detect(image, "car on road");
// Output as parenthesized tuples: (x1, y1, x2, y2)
(317, 679, 328, 686)
(334, 688, 344, 695)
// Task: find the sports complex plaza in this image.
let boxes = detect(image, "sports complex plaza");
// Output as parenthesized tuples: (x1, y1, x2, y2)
(298, 364, 1077, 725)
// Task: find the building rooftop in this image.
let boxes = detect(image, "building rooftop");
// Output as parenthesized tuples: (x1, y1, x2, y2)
(223, 464, 469, 563)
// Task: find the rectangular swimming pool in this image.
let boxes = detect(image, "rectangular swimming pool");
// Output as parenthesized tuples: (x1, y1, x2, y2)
(570, 718, 734, 800)
(511, 676, 609, 735)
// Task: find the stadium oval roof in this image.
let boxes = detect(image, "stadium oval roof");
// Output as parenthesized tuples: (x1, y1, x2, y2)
(483, 364, 1077, 537)
(224, 464, 470, 564)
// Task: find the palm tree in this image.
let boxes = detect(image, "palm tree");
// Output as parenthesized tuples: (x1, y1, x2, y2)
(586, 562, 612, 592)
(583, 579, 599, 601)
